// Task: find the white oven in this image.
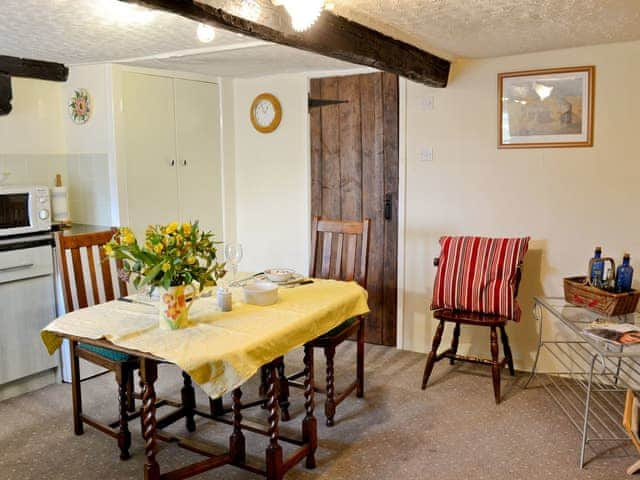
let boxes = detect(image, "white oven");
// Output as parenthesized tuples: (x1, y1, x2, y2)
(0, 185, 51, 237)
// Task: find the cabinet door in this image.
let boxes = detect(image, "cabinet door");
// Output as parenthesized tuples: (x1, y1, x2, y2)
(0, 246, 57, 384)
(121, 72, 179, 239)
(174, 79, 223, 237)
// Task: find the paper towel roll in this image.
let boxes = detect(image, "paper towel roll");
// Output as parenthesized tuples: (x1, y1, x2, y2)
(52, 186, 71, 223)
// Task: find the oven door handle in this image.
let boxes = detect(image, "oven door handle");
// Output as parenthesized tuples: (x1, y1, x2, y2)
(0, 263, 35, 273)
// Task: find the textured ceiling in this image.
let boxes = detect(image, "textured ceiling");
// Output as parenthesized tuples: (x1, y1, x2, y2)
(130, 44, 359, 77)
(1, 0, 639, 77)
(331, 0, 640, 58)
(0, 0, 352, 76)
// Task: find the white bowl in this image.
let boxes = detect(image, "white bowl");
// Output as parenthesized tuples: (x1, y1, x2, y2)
(264, 268, 295, 283)
(243, 281, 279, 306)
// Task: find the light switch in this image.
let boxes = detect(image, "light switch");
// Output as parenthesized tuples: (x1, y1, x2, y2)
(419, 147, 433, 162)
(421, 95, 434, 111)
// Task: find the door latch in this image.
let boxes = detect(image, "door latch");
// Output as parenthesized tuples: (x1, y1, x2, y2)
(384, 194, 392, 220)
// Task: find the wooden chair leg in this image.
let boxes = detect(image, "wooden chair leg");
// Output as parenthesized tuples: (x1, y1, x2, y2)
(324, 345, 337, 427)
(69, 340, 84, 436)
(356, 317, 365, 398)
(276, 358, 291, 422)
(181, 372, 197, 432)
(499, 325, 515, 376)
(126, 367, 136, 413)
(490, 326, 501, 404)
(115, 365, 132, 460)
(421, 320, 445, 390)
(210, 397, 225, 417)
(450, 322, 461, 365)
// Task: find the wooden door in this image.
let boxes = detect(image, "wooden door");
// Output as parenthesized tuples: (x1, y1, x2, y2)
(310, 72, 398, 346)
(174, 79, 223, 236)
(121, 72, 179, 239)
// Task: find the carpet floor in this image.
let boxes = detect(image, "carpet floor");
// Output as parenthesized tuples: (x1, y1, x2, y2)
(0, 344, 633, 479)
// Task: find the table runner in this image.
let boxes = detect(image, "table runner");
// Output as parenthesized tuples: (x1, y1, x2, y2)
(41, 279, 369, 399)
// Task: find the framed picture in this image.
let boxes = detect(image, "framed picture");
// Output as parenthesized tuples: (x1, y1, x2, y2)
(498, 66, 595, 148)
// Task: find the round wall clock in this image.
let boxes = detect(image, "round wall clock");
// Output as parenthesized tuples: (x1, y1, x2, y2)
(250, 93, 282, 134)
(68, 88, 91, 124)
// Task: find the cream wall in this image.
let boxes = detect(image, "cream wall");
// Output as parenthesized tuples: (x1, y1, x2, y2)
(232, 73, 310, 274)
(403, 40, 640, 370)
(0, 78, 65, 155)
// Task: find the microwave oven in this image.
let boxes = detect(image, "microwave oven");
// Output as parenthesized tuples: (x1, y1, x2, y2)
(0, 185, 51, 237)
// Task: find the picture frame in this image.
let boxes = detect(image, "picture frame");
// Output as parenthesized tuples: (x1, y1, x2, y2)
(498, 66, 595, 148)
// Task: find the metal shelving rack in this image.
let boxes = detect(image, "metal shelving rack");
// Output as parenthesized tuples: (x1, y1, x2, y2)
(527, 297, 640, 468)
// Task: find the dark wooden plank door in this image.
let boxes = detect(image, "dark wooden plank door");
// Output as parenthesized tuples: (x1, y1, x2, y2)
(310, 72, 398, 346)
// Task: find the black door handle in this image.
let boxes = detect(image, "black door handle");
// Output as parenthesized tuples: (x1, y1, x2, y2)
(384, 194, 392, 220)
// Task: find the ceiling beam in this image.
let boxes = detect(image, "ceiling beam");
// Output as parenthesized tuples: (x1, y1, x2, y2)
(119, 0, 451, 87)
(0, 74, 12, 116)
(0, 56, 69, 82)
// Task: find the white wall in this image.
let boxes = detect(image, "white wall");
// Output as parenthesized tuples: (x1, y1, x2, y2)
(402, 40, 640, 370)
(0, 78, 66, 155)
(62, 64, 113, 226)
(232, 73, 310, 274)
(0, 78, 67, 189)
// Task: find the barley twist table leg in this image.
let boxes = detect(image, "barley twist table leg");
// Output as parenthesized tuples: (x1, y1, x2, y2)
(303, 343, 318, 469)
(141, 359, 160, 480)
(266, 361, 283, 480)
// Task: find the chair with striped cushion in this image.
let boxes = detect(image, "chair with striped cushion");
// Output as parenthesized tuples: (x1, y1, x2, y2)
(421, 236, 529, 404)
(55, 228, 138, 460)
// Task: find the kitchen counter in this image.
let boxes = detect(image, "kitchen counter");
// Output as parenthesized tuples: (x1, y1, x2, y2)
(52, 223, 113, 236)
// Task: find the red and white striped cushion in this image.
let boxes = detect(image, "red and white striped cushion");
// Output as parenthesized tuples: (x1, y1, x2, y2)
(431, 236, 530, 321)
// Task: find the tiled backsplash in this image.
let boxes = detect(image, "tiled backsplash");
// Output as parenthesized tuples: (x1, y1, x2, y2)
(0, 153, 112, 226)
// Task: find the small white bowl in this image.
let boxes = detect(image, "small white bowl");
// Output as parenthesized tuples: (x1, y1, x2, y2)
(243, 281, 279, 306)
(264, 268, 295, 283)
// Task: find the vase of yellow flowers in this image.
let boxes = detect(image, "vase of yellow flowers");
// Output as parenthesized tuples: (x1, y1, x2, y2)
(105, 221, 226, 330)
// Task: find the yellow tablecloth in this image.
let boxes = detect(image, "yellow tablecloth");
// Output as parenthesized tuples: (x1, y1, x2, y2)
(41, 279, 369, 399)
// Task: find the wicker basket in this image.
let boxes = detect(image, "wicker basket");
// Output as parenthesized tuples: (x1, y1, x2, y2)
(563, 256, 640, 316)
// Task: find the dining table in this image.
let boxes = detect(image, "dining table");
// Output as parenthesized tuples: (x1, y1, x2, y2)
(41, 278, 369, 480)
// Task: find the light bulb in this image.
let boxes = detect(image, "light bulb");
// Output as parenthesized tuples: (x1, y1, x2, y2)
(275, 0, 325, 32)
(197, 23, 216, 43)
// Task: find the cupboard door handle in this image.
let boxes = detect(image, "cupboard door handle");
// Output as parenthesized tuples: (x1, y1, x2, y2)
(170, 159, 176, 167)
(182, 159, 187, 167)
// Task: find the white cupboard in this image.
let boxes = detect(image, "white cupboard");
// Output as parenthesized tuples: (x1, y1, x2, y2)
(117, 71, 223, 239)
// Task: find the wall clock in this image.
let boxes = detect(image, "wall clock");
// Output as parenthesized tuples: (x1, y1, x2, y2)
(250, 93, 282, 133)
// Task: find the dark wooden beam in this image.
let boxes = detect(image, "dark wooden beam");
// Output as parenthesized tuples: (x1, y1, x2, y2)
(119, 0, 450, 87)
(0, 56, 69, 82)
(0, 74, 12, 115)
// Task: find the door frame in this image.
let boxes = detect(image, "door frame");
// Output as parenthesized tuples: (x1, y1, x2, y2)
(303, 70, 407, 349)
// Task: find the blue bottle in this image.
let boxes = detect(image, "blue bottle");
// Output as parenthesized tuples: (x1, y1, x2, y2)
(590, 247, 604, 288)
(615, 253, 634, 293)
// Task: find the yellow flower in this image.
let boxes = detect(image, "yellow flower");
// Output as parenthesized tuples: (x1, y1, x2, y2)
(166, 222, 179, 235)
(145, 226, 155, 237)
(122, 232, 136, 245)
(187, 256, 196, 265)
(162, 262, 171, 272)
(175, 234, 183, 245)
(182, 223, 192, 236)
(154, 243, 164, 254)
(104, 244, 114, 256)
(144, 240, 153, 250)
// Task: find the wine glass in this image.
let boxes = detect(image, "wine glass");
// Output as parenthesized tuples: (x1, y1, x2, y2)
(225, 243, 243, 284)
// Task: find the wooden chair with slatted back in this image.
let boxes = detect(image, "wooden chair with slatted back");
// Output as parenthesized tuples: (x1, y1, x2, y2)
(287, 216, 370, 426)
(55, 228, 139, 460)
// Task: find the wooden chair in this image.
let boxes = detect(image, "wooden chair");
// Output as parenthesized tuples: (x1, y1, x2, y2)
(287, 216, 370, 426)
(421, 257, 522, 404)
(55, 228, 139, 460)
